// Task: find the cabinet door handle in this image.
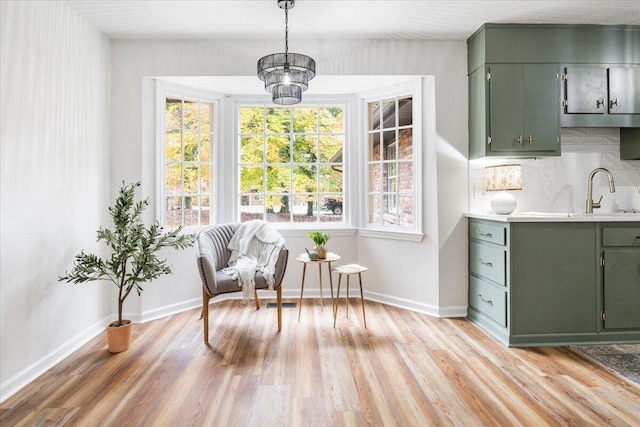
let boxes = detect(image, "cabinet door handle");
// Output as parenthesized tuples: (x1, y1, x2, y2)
(476, 231, 493, 237)
(478, 258, 493, 267)
(610, 98, 618, 108)
(596, 98, 605, 109)
(478, 294, 494, 305)
(517, 136, 524, 145)
(526, 135, 533, 144)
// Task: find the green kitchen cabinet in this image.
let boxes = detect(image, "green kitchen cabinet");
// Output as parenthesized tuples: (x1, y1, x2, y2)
(601, 226, 640, 330)
(562, 65, 640, 127)
(468, 24, 640, 160)
(468, 218, 640, 347)
(469, 64, 560, 159)
(510, 223, 597, 337)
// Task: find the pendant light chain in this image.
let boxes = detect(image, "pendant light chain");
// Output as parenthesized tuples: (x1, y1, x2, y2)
(284, 5, 289, 63)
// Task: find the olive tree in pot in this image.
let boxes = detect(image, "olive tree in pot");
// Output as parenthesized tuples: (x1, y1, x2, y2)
(59, 182, 195, 353)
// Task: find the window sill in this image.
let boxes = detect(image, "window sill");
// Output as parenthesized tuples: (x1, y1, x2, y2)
(357, 228, 424, 242)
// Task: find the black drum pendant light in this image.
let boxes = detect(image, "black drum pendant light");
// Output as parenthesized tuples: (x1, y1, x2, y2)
(257, 0, 315, 105)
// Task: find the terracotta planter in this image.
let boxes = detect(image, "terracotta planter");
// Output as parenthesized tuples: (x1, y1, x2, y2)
(106, 320, 132, 353)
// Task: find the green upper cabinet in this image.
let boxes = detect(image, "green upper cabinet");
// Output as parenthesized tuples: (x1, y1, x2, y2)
(490, 64, 560, 153)
(468, 24, 640, 159)
(562, 65, 640, 127)
(469, 63, 560, 158)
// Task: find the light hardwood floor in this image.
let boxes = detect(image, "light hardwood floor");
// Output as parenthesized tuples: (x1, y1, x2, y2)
(2, 298, 639, 426)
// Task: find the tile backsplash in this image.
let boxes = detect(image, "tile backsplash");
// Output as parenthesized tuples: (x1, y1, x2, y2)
(469, 128, 640, 214)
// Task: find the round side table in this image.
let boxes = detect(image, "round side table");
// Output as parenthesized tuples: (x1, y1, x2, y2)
(296, 252, 340, 321)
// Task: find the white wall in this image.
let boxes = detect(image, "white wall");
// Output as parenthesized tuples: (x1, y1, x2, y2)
(0, 1, 111, 400)
(469, 128, 640, 214)
(110, 39, 469, 319)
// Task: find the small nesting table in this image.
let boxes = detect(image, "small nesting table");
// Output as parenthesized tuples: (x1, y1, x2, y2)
(332, 264, 368, 328)
(296, 252, 341, 321)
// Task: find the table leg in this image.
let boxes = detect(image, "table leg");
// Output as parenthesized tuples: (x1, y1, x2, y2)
(318, 263, 323, 309)
(328, 261, 335, 317)
(333, 273, 342, 328)
(298, 263, 307, 322)
(359, 272, 367, 328)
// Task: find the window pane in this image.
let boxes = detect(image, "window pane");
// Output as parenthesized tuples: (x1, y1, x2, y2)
(293, 107, 318, 133)
(201, 164, 212, 193)
(293, 165, 317, 193)
(200, 102, 212, 132)
(183, 100, 198, 129)
(240, 166, 264, 193)
(368, 163, 381, 193)
(368, 101, 380, 131)
(319, 107, 344, 132)
(320, 194, 343, 222)
(240, 136, 263, 164)
(319, 135, 342, 162)
(383, 131, 396, 160)
(184, 131, 198, 161)
(240, 194, 264, 222)
(165, 130, 181, 162)
(398, 97, 412, 126)
(266, 195, 290, 223)
(398, 195, 414, 227)
(382, 99, 395, 129)
(398, 128, 412, 160)
(266, 107, 290, 133)
(292, 194, 317, 223)
(266, 136, 290, 163)
(184, 164, 198, 194)
(199, 195, 211, 226)
(293, 136, 317, 163)
(184, 196, 198, 227)
(368, 194, 381, 224)
(166, 196, 182, 228)
(266, 166, 291, 192)
(320, 166, 342, 193)
(200, 133, 211, 162)
(383, 195, 397, 225)
(166, 164, 181, 195)
(399, 161, 413, 195)
(369, 132, 380, 161)
(240, 107, 264, 134)
(165, 97, 182, 130)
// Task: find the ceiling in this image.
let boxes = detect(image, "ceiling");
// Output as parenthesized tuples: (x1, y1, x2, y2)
(64, 0, 640, 41)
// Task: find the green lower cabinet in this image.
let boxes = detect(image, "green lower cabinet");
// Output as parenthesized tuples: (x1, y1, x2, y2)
(468, 218, 640, 347)
(510, 223, 597, 336)
(603, 249, 640, 329)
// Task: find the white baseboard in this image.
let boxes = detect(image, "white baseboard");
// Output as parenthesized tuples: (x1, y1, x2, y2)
(0, 315, 111, 404)
(1, 289, 466, 404)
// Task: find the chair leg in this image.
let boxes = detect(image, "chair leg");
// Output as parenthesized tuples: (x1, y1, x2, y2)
(277, 286, 282, 331)
(359, 273, 367, 328)
(254, 288, 260, 310)
(202, 288, 210, 343)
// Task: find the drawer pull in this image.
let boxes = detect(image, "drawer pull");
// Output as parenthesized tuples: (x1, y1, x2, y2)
(478, 294, 494, 305)
(476, 231, 493, 238)
(478, 258, 493, 267)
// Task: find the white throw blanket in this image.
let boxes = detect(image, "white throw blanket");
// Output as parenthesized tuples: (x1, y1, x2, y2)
(221, 220, 285, 300)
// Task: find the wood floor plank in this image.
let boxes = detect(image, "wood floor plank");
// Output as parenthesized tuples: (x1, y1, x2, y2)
(2, 299, 639, 426)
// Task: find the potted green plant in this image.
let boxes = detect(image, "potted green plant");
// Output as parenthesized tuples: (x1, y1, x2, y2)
(59, 181, 195, 353)
(308, 231, 330, 259)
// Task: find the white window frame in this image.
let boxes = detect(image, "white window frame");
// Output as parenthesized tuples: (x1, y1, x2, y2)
(359, 79, 423, 241)
(155, 81, 222, 231)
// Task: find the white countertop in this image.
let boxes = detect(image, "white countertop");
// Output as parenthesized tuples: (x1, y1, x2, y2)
(466, 212, 640, 223)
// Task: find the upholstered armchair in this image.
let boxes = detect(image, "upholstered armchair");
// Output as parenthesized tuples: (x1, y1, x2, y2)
(195, 223, 288, 343)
